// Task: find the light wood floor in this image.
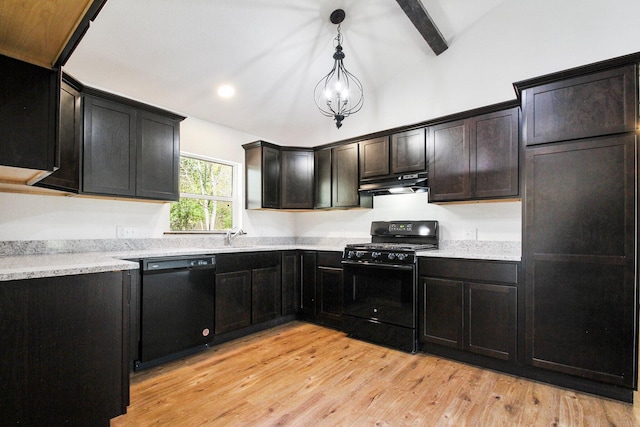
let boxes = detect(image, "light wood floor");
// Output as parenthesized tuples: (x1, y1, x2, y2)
(111, 322, 640, 426)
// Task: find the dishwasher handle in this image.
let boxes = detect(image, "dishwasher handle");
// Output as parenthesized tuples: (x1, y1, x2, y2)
(142, 255, 216, 272)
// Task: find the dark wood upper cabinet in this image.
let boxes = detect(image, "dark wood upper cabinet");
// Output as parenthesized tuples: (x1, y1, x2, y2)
(332, 143, 361, 208)
(359, 136, 389, 179)
(521, 65, 637, 146)
(391, 128, 426, 174)
(0, 54, 59, 178)
(358, 129, 426, 180)
(136, 110, 181, 201)
(429, 107, 519, 202)
(244, 142, 314, 209)
(262, 146, 281, 208)
(38, 84, 183, 201)
(83, 95, 137, 197)
(429, 119, 471, 201)
(37, 78, 83, 192)
(244, 141, 280, 209)
(281, 148, 314, 209)
(314, 148, 332, 209)
(313, 144, 370, 209)
(471, 108, 519, 199)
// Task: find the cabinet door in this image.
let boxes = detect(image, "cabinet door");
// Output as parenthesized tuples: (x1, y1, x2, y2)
(428, 120, 471, 201)
(281, 251, 300, 316)
(262, 146, 280, 208)
(281, 149, 314, 209)
(522, 65, 637, 146)
(136, 111, 180, 201)
(332, 143, 359, 207)
(0, 272, 127, 425)
(317, 265, 343, 323)
(37, 79, 82, 192)
(420, 277, 463, 348)
(391, 128, 426, 174)
(83, 96, 136, 196)
(314, 148, 332, 208)
(252, 266, 281, 324)
(524, 134, 636, 387)
(0, 55, 58, 172)
(359, 136, 389, 179)
(471, 108, 519, 199)
(215, 270, 252, 334)
(466, 282, 516, 361)
(299, 251, 317, 316)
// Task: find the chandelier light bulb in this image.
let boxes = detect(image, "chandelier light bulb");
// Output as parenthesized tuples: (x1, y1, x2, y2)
(314, 9, 364, 129)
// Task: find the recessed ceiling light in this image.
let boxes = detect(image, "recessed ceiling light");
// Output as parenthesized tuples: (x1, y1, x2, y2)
(217, 84, 235, 98)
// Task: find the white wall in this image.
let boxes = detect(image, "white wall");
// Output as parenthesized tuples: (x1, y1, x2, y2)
(0, 192, 169, 240)
(332, 0, 640, 143)
(294, 194, 521, 242)
(0, 0, 635, 241)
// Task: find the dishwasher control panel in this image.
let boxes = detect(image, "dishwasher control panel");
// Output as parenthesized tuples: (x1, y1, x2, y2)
(142, 255, 216, 271)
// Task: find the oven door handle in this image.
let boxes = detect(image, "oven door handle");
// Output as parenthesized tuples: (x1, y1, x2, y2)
(341, 260, 415, 271)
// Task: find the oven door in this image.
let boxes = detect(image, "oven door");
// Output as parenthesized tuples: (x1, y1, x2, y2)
(342, 261, 416, 329)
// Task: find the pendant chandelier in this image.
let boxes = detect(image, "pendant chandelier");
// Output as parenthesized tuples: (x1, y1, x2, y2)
(314, 9, 364, 129)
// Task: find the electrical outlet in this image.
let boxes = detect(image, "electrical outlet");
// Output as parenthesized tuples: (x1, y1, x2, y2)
(463, 229, 477, 240)
(116, 226, 136, 238)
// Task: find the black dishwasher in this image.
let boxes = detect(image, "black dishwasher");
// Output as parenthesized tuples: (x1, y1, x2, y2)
(136, 255, 216, 370)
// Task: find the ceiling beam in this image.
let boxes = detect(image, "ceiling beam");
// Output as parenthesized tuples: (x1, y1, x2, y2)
(395, 0, 448, 56)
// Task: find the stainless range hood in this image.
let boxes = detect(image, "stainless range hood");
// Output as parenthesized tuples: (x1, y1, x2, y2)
(358, 172, 428, 195)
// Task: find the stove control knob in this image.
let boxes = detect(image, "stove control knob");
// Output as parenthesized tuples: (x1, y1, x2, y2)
(347, 251, 355, 259)
(387, 253, 396, 260)
(396, 253, 408, 261)
(356, 251, 365, 258)
(372, 251, 381, 259)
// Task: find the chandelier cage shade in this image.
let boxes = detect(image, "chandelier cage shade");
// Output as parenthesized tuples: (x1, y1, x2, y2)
(314, 10, 364, 129)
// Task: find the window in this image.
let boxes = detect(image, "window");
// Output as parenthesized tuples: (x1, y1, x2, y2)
(170, 154, 238, 231)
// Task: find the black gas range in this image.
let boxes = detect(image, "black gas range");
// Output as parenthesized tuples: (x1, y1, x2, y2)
(341, 220, 438, 352)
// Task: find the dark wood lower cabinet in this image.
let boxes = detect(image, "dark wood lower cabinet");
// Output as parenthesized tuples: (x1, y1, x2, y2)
(298, 251, 343, 328)
(299, 251, 317, 317)
(316, 252, 343, 327)
(252, 266, 281, 324)
(281, 251, 300, 316)
(215, 252, 282, 335)
(422, 277, 464, 349)
(524, 134, 637, 388)
(419, 258, 518, 363)
(0, 271, 129, 426)
(467, 282, 517, 361)
(215, 270, 252, 334)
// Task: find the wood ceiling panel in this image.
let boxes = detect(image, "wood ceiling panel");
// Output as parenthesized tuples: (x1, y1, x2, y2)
(0, 0, 95, 69)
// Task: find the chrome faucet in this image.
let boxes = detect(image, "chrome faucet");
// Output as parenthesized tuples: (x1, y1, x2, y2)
(226, 226, 246, 246)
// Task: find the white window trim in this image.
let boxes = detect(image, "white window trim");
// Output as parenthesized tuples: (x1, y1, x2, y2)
(171, 151, 242, 232)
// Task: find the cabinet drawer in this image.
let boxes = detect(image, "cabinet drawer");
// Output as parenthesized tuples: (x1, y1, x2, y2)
(216, 251, 280, 273)
(316, 251, 342, 268)
(419, 258, 518, 284)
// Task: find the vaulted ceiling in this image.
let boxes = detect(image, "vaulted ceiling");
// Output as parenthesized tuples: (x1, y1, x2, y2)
(63, 0, 508, 146)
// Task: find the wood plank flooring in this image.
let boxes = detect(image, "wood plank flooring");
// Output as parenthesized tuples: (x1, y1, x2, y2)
(111, 322, 640, 426)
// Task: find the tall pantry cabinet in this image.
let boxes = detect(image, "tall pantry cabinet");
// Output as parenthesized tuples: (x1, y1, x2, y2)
(518, 62, 638, 391)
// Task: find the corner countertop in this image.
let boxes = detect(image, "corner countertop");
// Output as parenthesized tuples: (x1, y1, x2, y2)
(0, 239, 520, 282)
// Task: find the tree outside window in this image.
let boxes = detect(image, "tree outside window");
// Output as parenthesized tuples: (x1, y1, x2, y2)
(170, 155, 235, 231)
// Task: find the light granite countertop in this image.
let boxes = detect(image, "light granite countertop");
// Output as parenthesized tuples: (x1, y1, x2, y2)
(0, 238, 520, 282)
